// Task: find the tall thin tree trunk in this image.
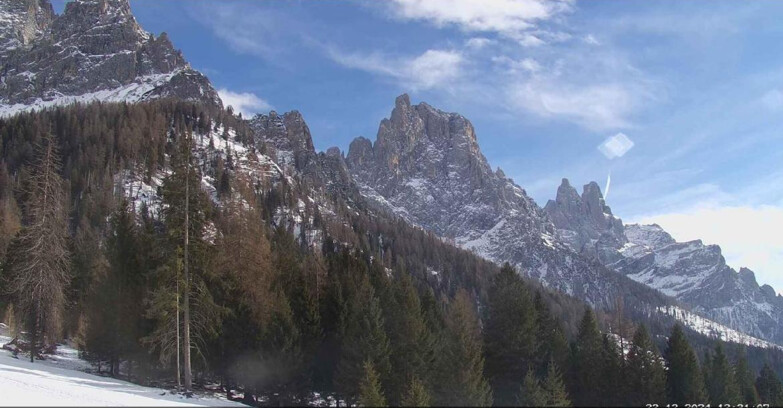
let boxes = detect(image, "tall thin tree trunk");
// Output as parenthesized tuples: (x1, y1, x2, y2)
(183, 133, 193, 393)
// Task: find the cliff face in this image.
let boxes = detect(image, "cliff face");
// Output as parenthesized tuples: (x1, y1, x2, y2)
(543, 181, 783, 345)
(346, 94, 670, 309)
(0, 0, 221, 117)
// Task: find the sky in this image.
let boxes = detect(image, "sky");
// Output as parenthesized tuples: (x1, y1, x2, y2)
(54, 0, 783, 294)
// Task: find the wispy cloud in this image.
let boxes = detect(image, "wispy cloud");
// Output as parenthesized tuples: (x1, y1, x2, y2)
(218, 89, 272, 117)
(327, 48, 464, 91)
(384, 0, 572, 45)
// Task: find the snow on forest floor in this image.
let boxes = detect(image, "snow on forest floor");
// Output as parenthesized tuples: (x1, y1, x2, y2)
(0, 323, 244, 407)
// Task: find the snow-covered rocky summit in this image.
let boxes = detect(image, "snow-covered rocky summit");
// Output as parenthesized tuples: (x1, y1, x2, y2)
(544, 181, 783, 345)
(0, 0, 221, 117)
(345, 94, 670, 309)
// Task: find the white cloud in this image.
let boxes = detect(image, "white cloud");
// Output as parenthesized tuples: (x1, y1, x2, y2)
(386, 0, 572, 44)
(761, 89, 783, 112)
(509, 81, 639, 130)
(634, 205, 783, 295)
(598, 132, 634, 159)
(217, 89, 272, 117)
(327, 48, 463, 91)
(465, 37, 494, 49)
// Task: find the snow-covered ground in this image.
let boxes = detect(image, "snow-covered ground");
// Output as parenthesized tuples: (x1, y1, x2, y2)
(657, 306, 783, 350)
(0, 324, 244, 407)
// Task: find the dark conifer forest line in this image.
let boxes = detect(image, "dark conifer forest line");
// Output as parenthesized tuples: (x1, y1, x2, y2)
(1, 101, 782, 406)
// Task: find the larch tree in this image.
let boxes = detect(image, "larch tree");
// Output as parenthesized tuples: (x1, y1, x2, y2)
(2, 134, 70, 362)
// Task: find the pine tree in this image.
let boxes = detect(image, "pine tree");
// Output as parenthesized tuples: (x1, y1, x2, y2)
(517, 368, 546, 407)
(735, 352, 759, 406)
(484, 263, 538, 406)
(705, 343, 741, 405)
(570, 309, 604, 406)
(625, 325, 666, 406)
(359, 360, 387, 407)
(542, 359, 571, 407)
(401, 376, 431, 407)
(435, 289, 492, 407)
(665, 324, 707, 404)
(2, 135, 70, 362)
(756, 363, 783, 406)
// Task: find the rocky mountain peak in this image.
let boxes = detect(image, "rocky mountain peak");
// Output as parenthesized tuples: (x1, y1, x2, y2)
(739, 267, 759, 287)
(1, 0, 221, 117)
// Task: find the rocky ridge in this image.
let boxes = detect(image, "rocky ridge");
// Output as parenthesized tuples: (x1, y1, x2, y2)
(345, 94, 670, 309)
(544, 179, 783, 344)
(0, 0, 221, 117)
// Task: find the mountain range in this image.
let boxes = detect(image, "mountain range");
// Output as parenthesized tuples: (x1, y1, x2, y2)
(2, 0, 781, 348)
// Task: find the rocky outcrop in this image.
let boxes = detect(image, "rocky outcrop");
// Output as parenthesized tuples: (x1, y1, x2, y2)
(544, 178, 626, 265)
(0, 0, 221, 117)
(544, 180, 783, 345)
(346, 94, 670, 309)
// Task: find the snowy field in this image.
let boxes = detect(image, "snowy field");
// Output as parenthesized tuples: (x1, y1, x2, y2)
(0, 324, 244, 407)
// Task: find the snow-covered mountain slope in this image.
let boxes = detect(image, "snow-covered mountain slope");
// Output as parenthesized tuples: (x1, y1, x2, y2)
(345, 94, 671, 309)
(543, 181, 783, 345)
(657, 306, 782, 351)
(0, 324, 242, 407)
(0, 0, 221, 118)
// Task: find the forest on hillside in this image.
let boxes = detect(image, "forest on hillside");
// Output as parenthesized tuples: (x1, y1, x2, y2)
(0, 101, 782, 407)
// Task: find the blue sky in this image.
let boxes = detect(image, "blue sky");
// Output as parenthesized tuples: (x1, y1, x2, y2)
(55, 1, 783, 293)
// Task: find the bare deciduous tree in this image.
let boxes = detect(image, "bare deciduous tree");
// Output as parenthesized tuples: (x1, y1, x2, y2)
(2, 134, 70, 362)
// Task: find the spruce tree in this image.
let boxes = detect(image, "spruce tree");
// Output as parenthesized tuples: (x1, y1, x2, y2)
(401, 376, 431, 407)
(664, 324, 707, 404)
(2, 135, 70, 362)
(484, 263, 538, 406)
(335, 275, 391, 402)
(735, 352, 759, 406)
(625, 325, 666, 406)
(542, 359, 571, 407)
(755, 364, 783, 406)
(359, 360, 387, 407)
(517, 368, 546, 407)
(705, 343, 741, 405)
(386, 274, 435, 404)
(436, 289, 492, 407)
(570, 309, 604, 406)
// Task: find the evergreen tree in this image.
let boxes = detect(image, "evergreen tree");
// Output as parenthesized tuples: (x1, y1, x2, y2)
(534, 292, 569, 373)
(401, 376, 431, 407)
(517, 368, 546, 407)
(435, 289, 492, 407)
(335, 275, 391, 403)
(2, 135, 70, 361)
(735, 352, 759, 406)
(600, 333, 624, 407)
(665, 324, 707, 404)
(705, 343, 741, 404)
(359, 360, 387, 407)
(570, 309, 604, 406)
(84, 200, 145, 378)
(755, 364, 783, 406)
(625, 325, 666, 406)
(542, 359, 571, 407)
(386, 274, 435, 404)
(484, 263, 538, 406)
